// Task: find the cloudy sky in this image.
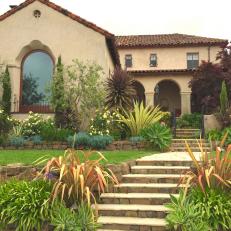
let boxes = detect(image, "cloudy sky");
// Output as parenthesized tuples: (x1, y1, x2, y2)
(0, 0, 230, 40)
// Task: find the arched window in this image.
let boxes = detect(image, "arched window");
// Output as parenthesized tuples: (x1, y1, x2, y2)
(21, 51, 54, 112)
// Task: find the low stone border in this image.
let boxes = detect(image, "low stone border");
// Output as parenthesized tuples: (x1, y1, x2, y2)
(0, 140, 148, 151)
(0, 160, 136, 182)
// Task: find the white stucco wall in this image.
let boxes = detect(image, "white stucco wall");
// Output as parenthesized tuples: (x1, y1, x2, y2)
(0, 1, 115, 106)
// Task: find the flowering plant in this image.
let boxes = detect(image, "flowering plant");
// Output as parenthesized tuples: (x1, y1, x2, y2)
(89, 108, 121, 137)
(21, 111, 44, 137)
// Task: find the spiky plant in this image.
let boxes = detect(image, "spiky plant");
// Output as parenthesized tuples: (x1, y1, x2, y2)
(105, 67, 136, 110)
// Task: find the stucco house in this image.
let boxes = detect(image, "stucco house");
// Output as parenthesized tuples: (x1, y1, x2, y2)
(115, 34, 227, 114)
(0, 0, 228, 117)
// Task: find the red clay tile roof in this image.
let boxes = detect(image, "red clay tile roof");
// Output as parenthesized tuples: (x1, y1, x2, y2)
(116, 34, 228, 48)
(0, 0, 120, 66)
(128, 69, 196, 75)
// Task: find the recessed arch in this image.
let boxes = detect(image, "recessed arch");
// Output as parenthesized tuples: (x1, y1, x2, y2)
(132, 80, 146, 105)
(154, 79, 181, 115)
(20, 50, 54, 113)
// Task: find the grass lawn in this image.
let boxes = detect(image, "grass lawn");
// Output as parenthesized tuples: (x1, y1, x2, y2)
(0, 149, 157, 166)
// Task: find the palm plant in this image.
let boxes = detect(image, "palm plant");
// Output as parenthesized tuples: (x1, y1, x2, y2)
(119, 101, 164, 136)
(105, 67, 136, 110)
(38, 149, 118, 206)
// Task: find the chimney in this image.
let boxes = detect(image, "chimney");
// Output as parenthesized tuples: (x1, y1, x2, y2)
(9, 5, 17, 9)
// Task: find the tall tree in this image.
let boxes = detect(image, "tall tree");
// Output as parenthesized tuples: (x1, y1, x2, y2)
(2, 66, 11, 114)
(51, 56, 65, 127)
(220, 81, 229, 115)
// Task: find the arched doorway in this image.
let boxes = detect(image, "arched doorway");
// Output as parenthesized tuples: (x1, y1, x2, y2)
(20, 51, 54, 112)
(132, 81, 145, 105)
(154, 80, 181, 115)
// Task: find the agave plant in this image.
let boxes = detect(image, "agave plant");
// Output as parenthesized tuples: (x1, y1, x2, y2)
(38, 149, 118, 206)
(105, 67, 136, 110)
(182, 134, 231, 194)
(119, 101, 164, 136)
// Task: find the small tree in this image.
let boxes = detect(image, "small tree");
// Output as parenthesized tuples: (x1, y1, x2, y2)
(51, 56, 65, 127)
(2, 66, 11, 114)
(105, 67, 136, 111)
(220, 81, 229, 115)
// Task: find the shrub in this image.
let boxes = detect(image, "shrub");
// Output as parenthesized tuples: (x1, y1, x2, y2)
(140, 123, 172, 151)
(67, 132, 91, 149)
(51, 202, 99, 231)
(119, 102, 164, 136)
(0, 108, 12, 136)
(40, 149, 118, 206)
(9, 135, 25, 147)
(129, 136, 144, 144)
(160, 111, 171, 127)
(0, 180, 52, 231)
(105, 67, 136, 110)
(189, 187, 231, 230)
(206, 129, 222, 142)
(89, 135, 113, 149)
(31, 135, 43, 145)
(40, 120, 74, 142)
(22, 111, 44, 137)
(89, 108, 122, 139)
(166, 191, 210, 231)
(183, 137, 231, 193)
(177, 113, 202, 128)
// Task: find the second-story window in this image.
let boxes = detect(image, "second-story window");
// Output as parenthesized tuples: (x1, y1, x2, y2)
(125, 54, 132, 68)
(150, 54, 157, 67)
(187, 53, 199, 69)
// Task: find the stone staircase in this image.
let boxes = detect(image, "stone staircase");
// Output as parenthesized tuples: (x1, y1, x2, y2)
(97, 158, 192, 231)
(171, 129, 211, 152)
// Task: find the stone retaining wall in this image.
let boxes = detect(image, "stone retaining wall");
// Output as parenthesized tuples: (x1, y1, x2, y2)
(0, 141, 148, 151)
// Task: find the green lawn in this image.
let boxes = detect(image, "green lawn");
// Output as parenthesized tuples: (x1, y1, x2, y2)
(0, 149, 157, 166)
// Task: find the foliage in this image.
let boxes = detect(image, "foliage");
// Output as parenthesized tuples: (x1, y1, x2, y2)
(67, 132, 91, 149)
(89, 135, 113, 149)
(105, 67, 136, 110)
(51, 56, 66, 128)
(189, 61, 225, 113)
(177, 113, 202, 128)
(31, 135, 43, 145)
(39, 149, 118, 206)
(182, 137, 231, 193)
(51, 202, 99, 231)
(22, 74, 45, 105)
(189, 187, 231, 230)
(0, 179, 52, 231)
(9, 135, 25, 147)
(1, 66, 11, 114)
(129, 136, 144, 144)
(89, 108, 122, 139)
(166, 191, 210, 231)
(220, 80, 229, 115)
(119, 102, 164, 136)
(159, 111, 171, 127)
(0, 108, 12, 136)
(21, 111, 44, 137)
(10, 124, 24, 137)
(140, 123, 172, 151)
(65, 59, 105, 130)
(206, 129, 222, 142)
(40, 120, 74, 142)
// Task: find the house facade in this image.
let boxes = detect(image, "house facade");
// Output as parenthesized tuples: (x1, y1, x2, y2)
(0, 0, 119, 117)
(0, 0, 228, 116)
(115, 34, 227, 114)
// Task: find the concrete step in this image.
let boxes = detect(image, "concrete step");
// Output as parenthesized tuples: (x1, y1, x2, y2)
(131, 165, 190, 174)
(172, 138, 207, 143)
(98, 216, 166, 231)
(171, 143, 210, 147)
(136, 159, 194, 167)
(114, 183, 185, 193)
(100, 193, 178, 205)
(95, 204, 168, 218)
(122, 174, 184, 184)
(171, 147, 210, 152)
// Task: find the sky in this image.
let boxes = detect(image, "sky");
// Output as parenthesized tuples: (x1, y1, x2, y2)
(0, 0, 230, 40)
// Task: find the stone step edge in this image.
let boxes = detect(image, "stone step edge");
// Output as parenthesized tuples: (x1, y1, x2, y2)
(94, 204, 169, 212)
(123, 174, 185, 178)
(131, 166, 190, 169)
(98, 216, 166, 226)
(100, 193, 179, 199)
(115, 183, 186, 188)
